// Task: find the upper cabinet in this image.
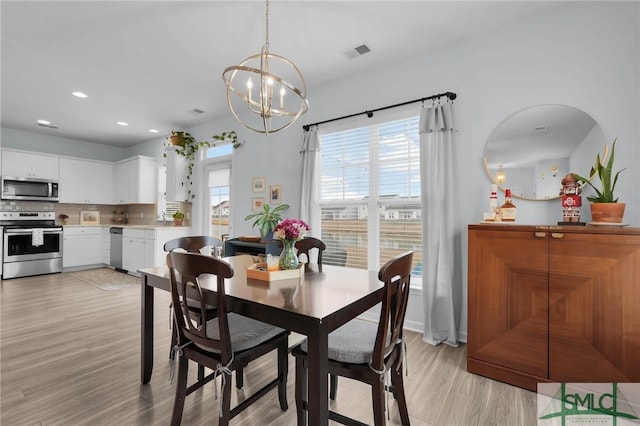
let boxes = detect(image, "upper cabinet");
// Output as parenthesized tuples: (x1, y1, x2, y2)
(59, 158, 114, 204)
(114, 156, 157, 204)
(1, 150, 59, 180)
(164, 150, 188, 202)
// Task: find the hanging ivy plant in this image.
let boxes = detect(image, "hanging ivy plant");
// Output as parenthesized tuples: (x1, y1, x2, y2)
(163, 130, 243, 202)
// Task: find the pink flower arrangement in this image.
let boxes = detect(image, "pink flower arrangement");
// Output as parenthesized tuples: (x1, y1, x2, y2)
(273, 218, 310, 242)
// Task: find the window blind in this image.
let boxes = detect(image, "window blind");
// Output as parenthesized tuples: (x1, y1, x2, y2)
(319, 115, 423, 274)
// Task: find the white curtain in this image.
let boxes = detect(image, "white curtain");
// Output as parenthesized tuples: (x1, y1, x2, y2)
(300, 127, 321, 237)
(420, 101, 460, 346)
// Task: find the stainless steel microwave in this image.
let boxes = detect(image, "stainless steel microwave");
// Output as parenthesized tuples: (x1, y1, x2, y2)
(1, 176, 59, 202)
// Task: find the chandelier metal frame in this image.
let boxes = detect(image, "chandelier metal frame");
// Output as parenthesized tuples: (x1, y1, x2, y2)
(222, 0, 308, 134)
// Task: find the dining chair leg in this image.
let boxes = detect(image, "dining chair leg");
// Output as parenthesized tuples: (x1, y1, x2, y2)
(372, 378, 386, 426)
(391, 365, 410, 425)
(236, 367, 244, 389)
(294, 355, 307, 426)
(329, 374, 338, 400)
(197, 364, 205, 381)
(170, 355, 189, 426)
(277, 340, 289, 411)
(219, 371, 233, 426)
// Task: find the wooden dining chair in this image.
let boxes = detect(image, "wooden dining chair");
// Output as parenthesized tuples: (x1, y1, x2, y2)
(167, 251, 289, 426)
(292, 251, 414, 426)
(295, 237, 326, 271)
(163, 235, 224, 255)
(164, 236, 223, 379)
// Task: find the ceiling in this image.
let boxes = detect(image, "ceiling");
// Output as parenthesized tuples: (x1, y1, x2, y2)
(1, 1, 562, 148)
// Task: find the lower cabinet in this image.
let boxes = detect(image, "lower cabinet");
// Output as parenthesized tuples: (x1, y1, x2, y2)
(63, 227, 103, 268)
(122, 229, 155, 276)
(467, 224, 640, 391)
(123, 227, 191, 276)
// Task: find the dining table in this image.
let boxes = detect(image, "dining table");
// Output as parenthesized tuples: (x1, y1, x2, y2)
(139, 254, 385, 426)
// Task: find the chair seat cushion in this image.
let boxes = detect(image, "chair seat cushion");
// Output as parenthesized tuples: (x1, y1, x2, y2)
(301, 319, 377, 364)
(201, 313, 286, 353)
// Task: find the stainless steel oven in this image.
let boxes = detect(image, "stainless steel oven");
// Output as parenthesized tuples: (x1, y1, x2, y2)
(1, 211, 63, 279)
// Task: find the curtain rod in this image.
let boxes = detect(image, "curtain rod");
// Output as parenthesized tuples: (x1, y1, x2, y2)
(302, 91, 456, 131)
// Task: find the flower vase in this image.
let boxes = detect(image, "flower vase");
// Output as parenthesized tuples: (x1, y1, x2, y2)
(279, 240, 299, 270)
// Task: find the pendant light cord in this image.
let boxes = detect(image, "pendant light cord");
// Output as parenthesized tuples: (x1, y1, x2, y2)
(265, 0, 270, 50)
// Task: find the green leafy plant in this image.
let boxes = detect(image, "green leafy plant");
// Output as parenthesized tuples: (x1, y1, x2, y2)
(244, 203, 290, 238)
(172, 210, 185, 220)
(163, 130, 243, 202)
(571, 139, 626, 203)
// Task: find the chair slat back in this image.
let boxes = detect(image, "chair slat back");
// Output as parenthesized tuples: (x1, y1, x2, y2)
(167, 251, 234, 360)
(295, 237, 326, 267)
(371, 251, 414, 368)
(163, 235, 223, 254)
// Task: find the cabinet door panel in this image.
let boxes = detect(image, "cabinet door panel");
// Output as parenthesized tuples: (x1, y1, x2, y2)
(549, 233, 640, 382)
(468, 229, 548, 378)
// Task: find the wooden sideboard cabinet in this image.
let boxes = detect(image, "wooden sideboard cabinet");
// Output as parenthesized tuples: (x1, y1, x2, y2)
(467, 224, 640, 391)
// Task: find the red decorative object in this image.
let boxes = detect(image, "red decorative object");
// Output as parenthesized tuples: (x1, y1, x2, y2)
(560, 174, 582, 223)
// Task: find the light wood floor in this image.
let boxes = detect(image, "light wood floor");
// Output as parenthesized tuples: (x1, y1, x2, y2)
(1, 271, 537, 425)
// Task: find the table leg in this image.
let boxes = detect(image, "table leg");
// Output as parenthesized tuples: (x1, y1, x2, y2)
(141, 274, 154, 384)
(305, 327, 329, 426)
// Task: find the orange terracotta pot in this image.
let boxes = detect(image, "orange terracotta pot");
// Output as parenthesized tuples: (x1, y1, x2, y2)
(590, 202, 625, 223)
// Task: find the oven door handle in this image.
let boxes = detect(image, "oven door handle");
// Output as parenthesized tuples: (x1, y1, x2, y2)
(4, 228, 63, 235)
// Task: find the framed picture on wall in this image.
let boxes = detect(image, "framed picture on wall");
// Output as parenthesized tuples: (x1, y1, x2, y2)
(252, 197, 265, 212)
(80, 210, 100, 225)
(252, 177, 266, 193)
(269, 184, 282, 204)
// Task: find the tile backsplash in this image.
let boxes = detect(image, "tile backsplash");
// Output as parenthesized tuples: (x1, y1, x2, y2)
(0, 201, 191, 226)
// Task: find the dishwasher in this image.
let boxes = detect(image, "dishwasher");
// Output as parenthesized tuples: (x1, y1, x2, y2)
(109, 227, 124, 271)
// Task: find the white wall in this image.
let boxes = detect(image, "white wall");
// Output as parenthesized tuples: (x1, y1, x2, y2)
(0, 127, 128, 162)
(1, 2, 638, 340)
(196, 2, 640, 340)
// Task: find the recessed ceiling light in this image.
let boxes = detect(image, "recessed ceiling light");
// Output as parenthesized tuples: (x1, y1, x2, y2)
(117, 121, 128, 126)
(149, 129, 159, 133)
(37, 119, 51, 125)
(72, 91, 88, 98)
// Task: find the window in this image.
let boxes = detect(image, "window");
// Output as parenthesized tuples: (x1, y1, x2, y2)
(205, 142, 233, 241)
(208, 166, 231, 240)
(319, 113, 422, 276)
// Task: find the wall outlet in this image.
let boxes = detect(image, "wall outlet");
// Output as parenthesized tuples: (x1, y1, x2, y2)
(139, 212, 144, 218)
(186, 212, 190, 220)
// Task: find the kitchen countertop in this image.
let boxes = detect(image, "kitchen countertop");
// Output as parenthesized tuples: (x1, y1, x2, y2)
(62, 224, 191, 230)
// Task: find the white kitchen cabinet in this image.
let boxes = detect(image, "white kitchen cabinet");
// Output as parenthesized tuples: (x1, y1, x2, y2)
(114, 156, 157, 204)
(59, 157, 114, 204)
(164, 149, 188, 202)
(122, 228, 155, 276)
(122, 227, 191, 276)
(154, 227, 191, 265)
(63, 227, 103, 268)
(2, 150, 59, 180)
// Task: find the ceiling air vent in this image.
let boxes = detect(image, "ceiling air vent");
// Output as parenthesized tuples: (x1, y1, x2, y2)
(535, 125, 548, 132)
(343, 43, 372, 60)
(189, 108, 206, 115)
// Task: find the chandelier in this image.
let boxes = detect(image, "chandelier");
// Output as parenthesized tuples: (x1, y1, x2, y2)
(222, 0, 308, 134)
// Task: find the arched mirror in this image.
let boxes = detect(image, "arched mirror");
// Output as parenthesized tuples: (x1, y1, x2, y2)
(484, 105, 605, 200)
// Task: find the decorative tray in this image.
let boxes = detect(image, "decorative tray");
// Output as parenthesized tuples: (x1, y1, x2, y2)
(246, 263, 304, 281)
(238, 235, 262, 242)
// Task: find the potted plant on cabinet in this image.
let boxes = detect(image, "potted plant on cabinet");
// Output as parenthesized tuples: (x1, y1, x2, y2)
(164, 130, 243, 202)
(244, 203, 290, 241)
(571, 139, 626, 223)
(173, 210, 185, 226)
